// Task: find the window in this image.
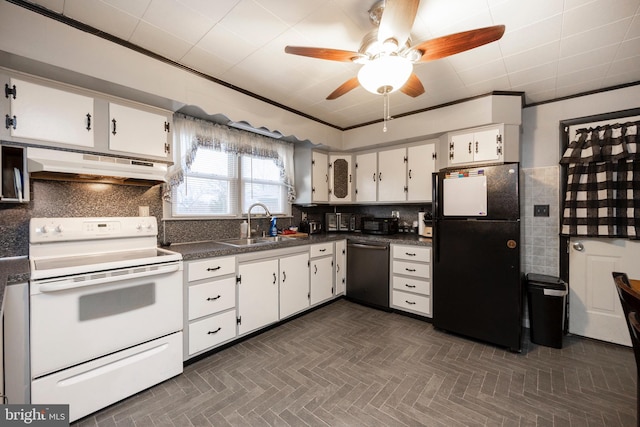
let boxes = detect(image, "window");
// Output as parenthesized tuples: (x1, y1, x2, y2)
(171, 148, 289, 217)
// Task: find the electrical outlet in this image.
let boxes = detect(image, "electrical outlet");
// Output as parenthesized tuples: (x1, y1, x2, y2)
(301, 212, 307, 221)
(534, 204, 549, 217)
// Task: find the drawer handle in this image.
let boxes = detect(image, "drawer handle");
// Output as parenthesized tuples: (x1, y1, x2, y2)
(206, 266, 222, 271)
(319, 248, 326, 252)
(405, 268, 416, 272)
(405, 252, 416, 256)
(405, 284, 416, 288)
(405, 300, 416, 305)
(206, 295, 221, 301)
(207, 327, 221, 335)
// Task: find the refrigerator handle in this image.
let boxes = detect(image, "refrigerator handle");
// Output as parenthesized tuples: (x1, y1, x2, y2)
(432, 172, 440, 263)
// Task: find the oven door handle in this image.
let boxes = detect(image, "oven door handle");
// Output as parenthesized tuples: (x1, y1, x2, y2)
(38, 263, 181, 293)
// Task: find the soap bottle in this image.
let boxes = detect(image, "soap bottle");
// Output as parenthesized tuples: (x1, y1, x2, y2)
(269, 217, 278, 237)
(240, 220, 248, 238)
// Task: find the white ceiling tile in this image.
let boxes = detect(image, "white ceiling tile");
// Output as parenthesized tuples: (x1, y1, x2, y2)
(256, 0, 321, 27)
(503, 42, 560, 73)
(627, 14, 640, 39)
(498, 15, 563, 57)
(64, 0, 139, 40)
(607, 55, 640, 77)
(490, 0, 564, 32)
(292, 4, 364, 51)
(456, 59, 508, 86)
(141, 0, 215, 44)
(464, 75, 512, 95)
(556, 63, 609, 87)
(129, 21, 192, 60)
(602, 68, 640, 87)
(175, 0, 240, 23)
(197, 25, 258, 64)
(419, 0, 492, 36)
(508, 62, 558, 87)
(445, 42, 503, 72)
(217, 0, 289, 48)
(560, 18, 632, 57)
(555, 77, 605, 98)
(615, 36, 640, 60)
(558, 43, 619, 75)
(512, 76, 558, 94)
(100, 0, 151, 18)
(180, 45, 235, 77)
(524, 88, 557, 103)
(562, 0, 639, 37)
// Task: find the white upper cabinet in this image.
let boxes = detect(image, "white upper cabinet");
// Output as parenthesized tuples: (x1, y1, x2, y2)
(108, 103, 171, 159)
(377, 147, 407, 202)
(328, 154, 353, 203)
(311, 151, 329, 203)
(407, 143, 436, 202)
(447, 125, 519, 167)
(7, 78, 94, 148)
(354, 151, 377, 203)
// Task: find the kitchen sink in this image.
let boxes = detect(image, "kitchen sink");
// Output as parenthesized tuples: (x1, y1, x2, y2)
(218, 235, 297, 247)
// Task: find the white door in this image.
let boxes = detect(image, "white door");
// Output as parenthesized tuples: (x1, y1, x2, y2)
(378, 147, 407, 202)
(407, 144, 435, 201)
(473, 128, 501, 163)
(311, 151, 328, 202)
(10, 78, 94, 147)
(569, 238, 640, 346)
(335, 240, 347, 296)
(310, 256, 334, 305)
(329, 154, 353, 203)
(238, 259, 279, 335)
(279, 252, 310, 319)
(109, 103, 169, 158)
(355, 152, 377, 202)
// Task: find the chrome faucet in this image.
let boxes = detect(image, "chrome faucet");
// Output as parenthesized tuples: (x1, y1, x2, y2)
(247, 202, 271, 239)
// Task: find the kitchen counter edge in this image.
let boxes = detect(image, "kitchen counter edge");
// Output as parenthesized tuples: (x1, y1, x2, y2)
(164, 233, 432, 261)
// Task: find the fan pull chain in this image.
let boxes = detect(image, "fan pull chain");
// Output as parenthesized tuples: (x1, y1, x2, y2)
(383, 92, 389, 132)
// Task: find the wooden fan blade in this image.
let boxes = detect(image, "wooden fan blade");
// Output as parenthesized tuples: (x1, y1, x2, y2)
(285, 46, 364, 62)
(378, 0, 420, 48)
(326, 77, 360, 100)
(414, 25, 505, 62)
(400, 73, 425, 97)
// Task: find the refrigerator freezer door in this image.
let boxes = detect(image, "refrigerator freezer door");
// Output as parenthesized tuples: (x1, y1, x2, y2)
(433, 219, 522, 351)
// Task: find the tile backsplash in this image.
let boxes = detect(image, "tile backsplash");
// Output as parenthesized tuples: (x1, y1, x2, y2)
(521, 166, 560, 276)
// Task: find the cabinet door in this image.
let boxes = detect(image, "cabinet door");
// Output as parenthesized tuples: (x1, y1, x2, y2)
(280, 252, 310, 319)
(329, 154, 352, 203)
(449, 132, 474, 165)
(9, 78, 94, 147)
(310, 256, 334, 305)
(407, 144, 435, 201)
(378, 147, 407, 202)
(473, 128, 502, 163)
(355, 152, 377, 202)
(109, 103, 170, 159)
(334, 240, 347, 296)
(311, 151, 328, 202)
(238, 259, 279, 335)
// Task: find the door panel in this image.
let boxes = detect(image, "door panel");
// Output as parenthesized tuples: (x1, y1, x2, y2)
(569, 238, 640, 346)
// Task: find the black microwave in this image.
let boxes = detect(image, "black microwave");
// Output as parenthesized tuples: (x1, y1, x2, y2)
(361, 217, 398, 235)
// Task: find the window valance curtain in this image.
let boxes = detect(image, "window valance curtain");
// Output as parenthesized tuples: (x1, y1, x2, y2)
(560, 121, 640, 238)
(165, 113, 295, 202)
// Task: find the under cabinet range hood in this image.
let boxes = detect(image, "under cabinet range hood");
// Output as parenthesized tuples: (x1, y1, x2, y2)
(27, 147, 167, 185)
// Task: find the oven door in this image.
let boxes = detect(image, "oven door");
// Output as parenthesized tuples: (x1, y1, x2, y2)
(30, 261, 183, 378)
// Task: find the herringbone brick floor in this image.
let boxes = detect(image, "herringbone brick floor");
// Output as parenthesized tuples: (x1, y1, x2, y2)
(75, 299, 637, 426)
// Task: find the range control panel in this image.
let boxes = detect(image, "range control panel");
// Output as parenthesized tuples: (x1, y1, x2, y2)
(30, 217, 157, 243)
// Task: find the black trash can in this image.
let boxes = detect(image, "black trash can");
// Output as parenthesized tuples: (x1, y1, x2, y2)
(526, 273, 568, 349)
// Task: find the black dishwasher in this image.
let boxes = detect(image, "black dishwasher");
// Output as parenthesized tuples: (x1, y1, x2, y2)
(346, 241, 390, 310)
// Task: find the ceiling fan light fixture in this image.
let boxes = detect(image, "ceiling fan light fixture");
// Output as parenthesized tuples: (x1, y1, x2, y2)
(357, 55, 413, 95)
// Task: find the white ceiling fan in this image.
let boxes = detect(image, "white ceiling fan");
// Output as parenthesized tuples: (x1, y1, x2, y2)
(285, 0, 505, 101)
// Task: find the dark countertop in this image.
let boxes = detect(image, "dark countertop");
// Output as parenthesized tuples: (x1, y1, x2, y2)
(0, 256, 30, 315)
(164, 232, 432, 261)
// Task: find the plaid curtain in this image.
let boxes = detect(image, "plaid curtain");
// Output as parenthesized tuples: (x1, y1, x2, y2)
(560, 121, 640, 238)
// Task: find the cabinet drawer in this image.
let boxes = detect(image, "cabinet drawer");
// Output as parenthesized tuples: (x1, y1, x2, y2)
(392, 290, 431, 316)
(188, 310, 237, 355)
(188, 277, 236, 320)
(392, 260, 430, 278)
(392, 245, 431, 262)
(392, 275, 430, 295)
(188, 256, 235, 282)
(310, 242, 333, 258)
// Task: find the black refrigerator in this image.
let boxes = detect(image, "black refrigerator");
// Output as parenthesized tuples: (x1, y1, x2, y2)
(432, 162, 523, 352)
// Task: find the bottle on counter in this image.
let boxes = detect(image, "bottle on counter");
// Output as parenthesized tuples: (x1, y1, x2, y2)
(269, 217, 278, 237)
(240, 220, 248, 238)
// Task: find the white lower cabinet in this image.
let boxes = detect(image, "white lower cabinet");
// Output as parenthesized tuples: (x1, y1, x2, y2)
(390, 244, 432, 317)
(185, 256, 238, 358)
(334, 240, 347, 296)
(310, 243, 334, 305)
(279, 252, 310, 319)
(238, 258, 280, 335)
